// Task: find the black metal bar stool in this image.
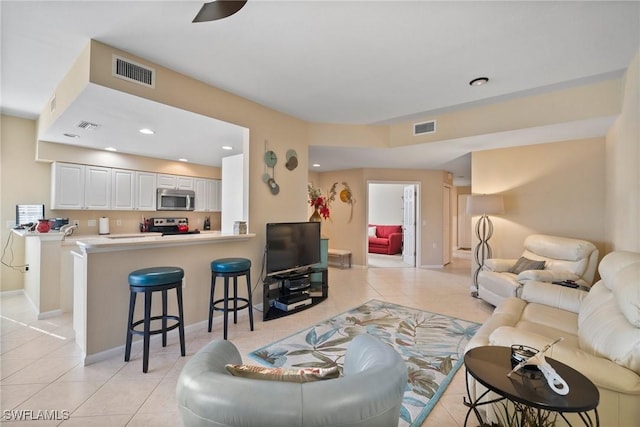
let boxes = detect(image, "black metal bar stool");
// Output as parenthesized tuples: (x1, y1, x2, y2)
(125, 266, 186, 373)
(209, 257, 254, 339)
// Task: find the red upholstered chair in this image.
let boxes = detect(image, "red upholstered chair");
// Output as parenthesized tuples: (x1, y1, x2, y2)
(368, 225, 403, 255)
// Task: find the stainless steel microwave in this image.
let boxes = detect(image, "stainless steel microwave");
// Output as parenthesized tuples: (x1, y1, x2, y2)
(157, 188, 195, 211)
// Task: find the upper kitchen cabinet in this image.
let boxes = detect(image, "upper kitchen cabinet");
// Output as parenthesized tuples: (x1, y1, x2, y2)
(194, 178, 221, 212)
(157, 174, 194, 190)
(111, 170, 157, 211)
(135, 172, 157, 211)
(51, 162, 111, 210)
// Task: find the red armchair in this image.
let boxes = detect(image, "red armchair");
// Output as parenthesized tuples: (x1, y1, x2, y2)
(368, 225, 403, 255)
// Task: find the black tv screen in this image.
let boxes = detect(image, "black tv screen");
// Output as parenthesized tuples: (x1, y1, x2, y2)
(266, 222, 321, 276)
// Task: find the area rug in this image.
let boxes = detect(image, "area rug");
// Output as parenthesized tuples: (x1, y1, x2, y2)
(249, 299, 481, 427)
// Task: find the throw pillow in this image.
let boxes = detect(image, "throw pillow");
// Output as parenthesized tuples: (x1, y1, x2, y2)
(225, 364, 340, 383)
(368, 226, 377, 237)
(509, 257, 546, 274)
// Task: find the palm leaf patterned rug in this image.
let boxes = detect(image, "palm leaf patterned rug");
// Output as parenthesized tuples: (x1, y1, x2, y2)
(249, 299, 481, 427)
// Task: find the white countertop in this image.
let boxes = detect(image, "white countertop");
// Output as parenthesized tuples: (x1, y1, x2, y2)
(12, 229, 255, 252)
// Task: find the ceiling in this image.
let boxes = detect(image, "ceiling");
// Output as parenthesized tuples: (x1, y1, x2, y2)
(2, 1, 639, 184)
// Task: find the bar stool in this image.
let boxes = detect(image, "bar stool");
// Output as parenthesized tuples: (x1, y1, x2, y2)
(125, 266, 186, 373)
(209, 258, 254, 339)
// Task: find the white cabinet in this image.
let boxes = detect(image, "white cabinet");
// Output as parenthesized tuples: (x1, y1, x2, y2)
(135, 172, 157, 211)
(111, 169, 135, 210)
(84, 166, 111, 210)
(51, 163, 85, 209)
(194, 178, 221, 212)
(157, 174, 194, 190)
(111, 169, 157, 211)
(51, 163, 110, 210)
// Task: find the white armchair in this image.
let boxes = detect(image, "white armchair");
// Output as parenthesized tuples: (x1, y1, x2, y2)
(477, 234, 599, 306)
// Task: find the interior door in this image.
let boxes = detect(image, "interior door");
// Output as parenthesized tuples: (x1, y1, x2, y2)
(402, 185, 416, 266)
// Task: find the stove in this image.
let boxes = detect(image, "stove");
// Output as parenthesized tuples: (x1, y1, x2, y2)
(146, 217, 200, 236)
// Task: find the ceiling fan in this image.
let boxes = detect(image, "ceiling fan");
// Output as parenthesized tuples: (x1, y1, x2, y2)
(193, 0, 248, 23)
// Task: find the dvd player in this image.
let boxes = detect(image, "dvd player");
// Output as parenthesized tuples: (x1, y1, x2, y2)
(273, 292, 312, 312)
(284, 275, 310, 291)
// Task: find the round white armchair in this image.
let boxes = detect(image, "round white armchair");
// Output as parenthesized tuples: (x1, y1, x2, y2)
(176, 334, 408, 427)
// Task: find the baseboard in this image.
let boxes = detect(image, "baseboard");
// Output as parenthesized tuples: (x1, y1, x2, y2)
(0, 289, 25, 297)
(38, 309, 63, 320)
(421, 264, 445, 269)
(83, 318, 216, 366)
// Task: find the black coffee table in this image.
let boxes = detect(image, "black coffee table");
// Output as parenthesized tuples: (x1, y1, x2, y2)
(463, 346, 599, 427)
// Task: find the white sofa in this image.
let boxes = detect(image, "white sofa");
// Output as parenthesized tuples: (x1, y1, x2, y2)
(466, 250, 640, 427)
(477, 234, 599, 307)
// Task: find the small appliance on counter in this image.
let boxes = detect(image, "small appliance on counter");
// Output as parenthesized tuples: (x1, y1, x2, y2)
(145, 217, 200, 236)
(51, 218, 69, 230)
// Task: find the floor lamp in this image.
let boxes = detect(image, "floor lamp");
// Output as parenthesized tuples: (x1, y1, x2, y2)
(466, 194, 505, 297)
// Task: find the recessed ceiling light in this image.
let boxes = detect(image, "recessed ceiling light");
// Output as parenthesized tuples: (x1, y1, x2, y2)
(312, 163, 321, 168)
(178, 158, 189, 162)
(222, 146, 233, 150)
(139, 128, 155, 135)
(105, 147, 118, 152)
(469, 77, 489, 86)
(63, 133, 80, 138)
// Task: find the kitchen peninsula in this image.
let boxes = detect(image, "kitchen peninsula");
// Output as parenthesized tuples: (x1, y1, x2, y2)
(72, 230, 255, 365)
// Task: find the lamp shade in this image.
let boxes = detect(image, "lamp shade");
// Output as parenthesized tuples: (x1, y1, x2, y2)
(466, 194, 504, 215)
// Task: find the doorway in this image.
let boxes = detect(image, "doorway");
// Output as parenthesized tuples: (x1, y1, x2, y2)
(367, 182, 418, 268)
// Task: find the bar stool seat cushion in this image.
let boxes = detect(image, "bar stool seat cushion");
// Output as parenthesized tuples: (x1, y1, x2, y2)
(129, 267, 184, 287)
(211, 258, 251, 274)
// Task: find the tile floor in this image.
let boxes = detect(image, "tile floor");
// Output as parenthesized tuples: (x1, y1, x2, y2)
(1, 257, 494, 426)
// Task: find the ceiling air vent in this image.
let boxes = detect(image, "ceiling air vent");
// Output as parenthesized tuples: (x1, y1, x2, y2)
(413, 120, 436, 136)
(112, 55, 155, 88)
(77, 120, 101, 130)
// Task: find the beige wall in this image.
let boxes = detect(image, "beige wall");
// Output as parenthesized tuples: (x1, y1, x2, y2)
(312, 168, 449, 267)
(471, 137, 606, 265)
(606, 50, 640, 252)
(388, 79, 622, 148)
(1, 116, 51, 291)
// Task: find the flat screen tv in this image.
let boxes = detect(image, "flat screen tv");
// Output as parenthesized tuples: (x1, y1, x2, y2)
(266, 222, 321, 277)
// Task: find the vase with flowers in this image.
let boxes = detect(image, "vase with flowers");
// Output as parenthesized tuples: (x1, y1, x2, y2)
(307, 184, 333, 222)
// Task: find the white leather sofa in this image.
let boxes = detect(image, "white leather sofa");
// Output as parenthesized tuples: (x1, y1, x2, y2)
(477, 234, 599, 307)
(466, 250, 640, 427)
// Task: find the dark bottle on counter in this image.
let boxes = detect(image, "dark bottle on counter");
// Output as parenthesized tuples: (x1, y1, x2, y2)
(203, 216, 211, 230)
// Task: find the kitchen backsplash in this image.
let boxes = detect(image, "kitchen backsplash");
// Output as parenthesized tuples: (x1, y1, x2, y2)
(47, 210, 221, 235)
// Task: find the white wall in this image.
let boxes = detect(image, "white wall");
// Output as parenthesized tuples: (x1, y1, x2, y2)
(368, 183, 404, 225)
(221, 153, 245, 234)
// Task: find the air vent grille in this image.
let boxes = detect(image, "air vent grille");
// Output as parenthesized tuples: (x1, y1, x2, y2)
(77, 120, 100, 130)
(414, 120, 436, 136)
(112, 55, 155, 88)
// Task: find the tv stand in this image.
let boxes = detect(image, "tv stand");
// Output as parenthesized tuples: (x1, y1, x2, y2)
(262, 238, 328, 321)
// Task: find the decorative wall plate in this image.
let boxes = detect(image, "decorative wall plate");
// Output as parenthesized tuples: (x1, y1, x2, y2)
(264, 150, 278, 167)
(285, 149, 298, 171)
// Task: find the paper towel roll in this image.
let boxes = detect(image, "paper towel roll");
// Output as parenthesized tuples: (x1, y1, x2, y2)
(99, 217, 110, 235)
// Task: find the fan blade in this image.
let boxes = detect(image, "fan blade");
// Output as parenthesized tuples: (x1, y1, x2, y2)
(193, 0, 247, 23)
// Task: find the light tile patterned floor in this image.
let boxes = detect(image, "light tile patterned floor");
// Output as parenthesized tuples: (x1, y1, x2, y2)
(0, 258, 493, 426)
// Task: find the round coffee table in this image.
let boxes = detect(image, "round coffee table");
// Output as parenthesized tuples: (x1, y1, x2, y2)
(463, 346, 599, 427)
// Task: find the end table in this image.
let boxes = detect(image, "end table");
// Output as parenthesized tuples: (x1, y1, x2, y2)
(463, 346, 599, 427)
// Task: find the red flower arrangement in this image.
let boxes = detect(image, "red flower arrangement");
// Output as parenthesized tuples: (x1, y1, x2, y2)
(308, 184, 335, 220)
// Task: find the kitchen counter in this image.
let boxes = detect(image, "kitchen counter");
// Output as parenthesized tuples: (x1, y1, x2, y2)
(70, 229, 258, 365)
(75, 230, 255, 253)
